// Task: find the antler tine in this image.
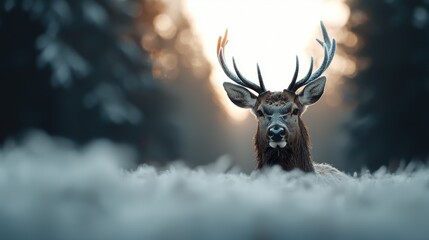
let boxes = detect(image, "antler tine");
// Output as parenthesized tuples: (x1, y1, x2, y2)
(291, 21, 336, 92)
(287, 56, 299, 91)
(320, 21, 332, 48)
(232, 58, 264, 94)
(299, 57, 314, 85)
(256, 63, 267, 92)
(307, 40, 336, 83)
(217, 31, 243, 85)
(217, 29, 229, 53)
(216, 29, 266, 94)
(307, 43, 330, 81)
(218, 48, 241, 84)
(326, 38, 336, 68)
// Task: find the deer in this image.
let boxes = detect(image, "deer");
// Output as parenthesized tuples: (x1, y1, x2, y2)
(217, 22, 345, 177)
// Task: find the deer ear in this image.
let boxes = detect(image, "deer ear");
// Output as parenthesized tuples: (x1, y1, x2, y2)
(223, 82, 257, 108)
(298, 76, 326, 106)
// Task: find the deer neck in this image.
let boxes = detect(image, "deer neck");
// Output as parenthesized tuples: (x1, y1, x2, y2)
(254, 120, 315, 172)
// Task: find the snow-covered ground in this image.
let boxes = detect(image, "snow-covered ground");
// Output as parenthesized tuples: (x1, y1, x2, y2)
(0, 133, 428, 240)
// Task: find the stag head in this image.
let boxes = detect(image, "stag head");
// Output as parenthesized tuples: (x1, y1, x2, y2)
(217, 22, 336, 172)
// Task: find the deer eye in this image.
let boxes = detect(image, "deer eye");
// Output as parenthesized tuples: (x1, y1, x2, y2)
(292, 108, 299, 115)
(256, 110, 264, 117)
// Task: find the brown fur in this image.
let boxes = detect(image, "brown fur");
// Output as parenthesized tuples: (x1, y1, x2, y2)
(223, 82, 342, 175)
(253, 91, 315, 172)
(254, 118, 315, 172)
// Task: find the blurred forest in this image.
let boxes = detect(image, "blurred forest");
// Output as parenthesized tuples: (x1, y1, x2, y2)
(0, 0, 233, 166)
(345, 0, 429, 171)
(1, 0, 428, 172)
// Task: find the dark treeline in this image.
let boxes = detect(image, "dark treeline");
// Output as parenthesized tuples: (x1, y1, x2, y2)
(346, 0, 429, 171)
(0, 0, 231, 166)
(4, 0, 427, 171)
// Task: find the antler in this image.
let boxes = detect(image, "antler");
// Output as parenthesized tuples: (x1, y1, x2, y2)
(217, 30, 267, 94)
(287, 21, 336, 92)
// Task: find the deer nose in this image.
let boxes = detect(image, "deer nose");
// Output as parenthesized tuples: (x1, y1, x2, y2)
(268, 125, 286, 142)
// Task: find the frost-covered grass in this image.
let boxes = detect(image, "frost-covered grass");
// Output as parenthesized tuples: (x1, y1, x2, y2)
(0, 133, 429, 240)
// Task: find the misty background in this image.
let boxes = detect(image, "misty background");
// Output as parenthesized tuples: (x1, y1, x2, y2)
(2, 1, 429, 240)
(1, 0, 429, 172)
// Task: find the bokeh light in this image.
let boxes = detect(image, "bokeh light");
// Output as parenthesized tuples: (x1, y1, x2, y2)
(182, 0, 352, 121)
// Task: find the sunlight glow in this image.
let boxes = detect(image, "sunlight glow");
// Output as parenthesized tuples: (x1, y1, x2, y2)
(183, 0, 351, 121)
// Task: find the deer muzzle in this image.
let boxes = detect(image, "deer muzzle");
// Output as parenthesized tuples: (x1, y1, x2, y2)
(267, 125, 287, 148)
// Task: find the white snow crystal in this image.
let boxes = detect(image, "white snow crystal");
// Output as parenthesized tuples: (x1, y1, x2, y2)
(0, 132, 428, 240)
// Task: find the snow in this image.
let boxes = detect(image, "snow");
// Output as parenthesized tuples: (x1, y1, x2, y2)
(0, 133, 429, 240)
